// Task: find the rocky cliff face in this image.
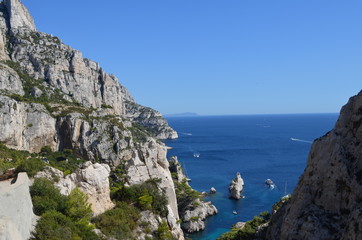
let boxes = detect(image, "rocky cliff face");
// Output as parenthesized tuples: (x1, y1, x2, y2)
(267, 91, 362, 240)
(0, 0, 183, 239)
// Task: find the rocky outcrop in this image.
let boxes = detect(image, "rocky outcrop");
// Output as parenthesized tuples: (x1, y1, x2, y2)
(0, 96, 57, 152)
(54, 162, 114, 216)
(168, 156, 186, 182)
(182, 199, 218, 233)
(266, 91, 362, 240)
(229, 172, 244, 200)
(35, 163, 115, 216)
(4, 0, 36, 32)
(0, 173, 37, 240)
(134, 211, 163, 240)
(210, 187, 217, 194)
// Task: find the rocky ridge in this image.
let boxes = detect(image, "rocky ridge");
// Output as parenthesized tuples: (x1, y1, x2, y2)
(266, 91, 362, 240)
(0, 0, 183, 239)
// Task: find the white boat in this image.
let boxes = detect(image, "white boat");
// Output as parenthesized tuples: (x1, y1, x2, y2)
(193, 153, 200, 158)
(265, 179, 276, 189)
(233, 211, 237, 215)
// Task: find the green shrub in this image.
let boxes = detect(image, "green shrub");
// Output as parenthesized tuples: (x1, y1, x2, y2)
(154, 220, 173, 240)
(174, 179, 201, 213)
(40, 146, 52, 154)
(32, 210, 99, 240)
(66, 188, 92, 224)
(94, 202, 140, 240)
(15, 158, 45, 177)
(30, 178, 68, 215)
(111, 179, 169, 217)
(32, 210, 74, 240)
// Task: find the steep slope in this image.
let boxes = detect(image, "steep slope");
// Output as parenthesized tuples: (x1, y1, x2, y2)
(0, 0, 183, 239)
(267, 91, 362, 240)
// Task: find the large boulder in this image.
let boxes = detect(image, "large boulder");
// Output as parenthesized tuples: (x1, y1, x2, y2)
(56, 162, 115, 216)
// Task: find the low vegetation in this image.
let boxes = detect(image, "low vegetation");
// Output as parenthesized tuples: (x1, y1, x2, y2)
(111, 178, 169, 218)
(30, 178, 99, 240)
(0, 143, 86, 176)
(93, 202, 140, 240)
(217, 211, 271, 240)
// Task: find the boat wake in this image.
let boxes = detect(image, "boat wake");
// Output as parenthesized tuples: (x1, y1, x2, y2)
(290, 138, 312, 144)
(181, 132, 193, 136)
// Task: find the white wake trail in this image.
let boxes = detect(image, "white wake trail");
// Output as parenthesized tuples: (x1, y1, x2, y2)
(290, 138, 313, 143)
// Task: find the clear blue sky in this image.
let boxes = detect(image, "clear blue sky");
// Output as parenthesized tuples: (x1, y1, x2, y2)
(22, 0, 362, 115)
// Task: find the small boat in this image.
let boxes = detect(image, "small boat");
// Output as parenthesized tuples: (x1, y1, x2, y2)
(265, 179, 276, 189)
(193, 153, 200, 158)
(232, 211, 237, 215)
(186, 178, 192, 182)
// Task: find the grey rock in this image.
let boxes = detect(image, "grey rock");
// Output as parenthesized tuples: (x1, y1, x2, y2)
(229, 172, 244, 199)
(34, 166, 64, 181)
(4, 0, 36, 32)
(182, 199, 218, 233)
(30, 86, 43, 98)
(0, 63, 24, 95)
(234, 222, 246, 229)
(183, 219, 205, 233)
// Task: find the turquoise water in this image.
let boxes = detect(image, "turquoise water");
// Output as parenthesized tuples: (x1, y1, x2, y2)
(164, 114, 339, 240)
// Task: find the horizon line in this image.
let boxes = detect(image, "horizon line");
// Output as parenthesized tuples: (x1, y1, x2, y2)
(163, 112, 339, 117)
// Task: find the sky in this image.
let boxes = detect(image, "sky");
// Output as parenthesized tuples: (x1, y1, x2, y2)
(22, 0, 362, 115)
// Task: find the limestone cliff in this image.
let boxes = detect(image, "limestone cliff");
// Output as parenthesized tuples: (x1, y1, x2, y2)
(266, 91, 362, 240)
(0, 0, 183, 239)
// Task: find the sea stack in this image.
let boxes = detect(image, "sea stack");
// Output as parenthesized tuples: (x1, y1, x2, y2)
(229, 172, 244, 199)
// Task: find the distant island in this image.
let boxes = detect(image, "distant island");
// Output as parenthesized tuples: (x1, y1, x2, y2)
(164, 112, 199, 117)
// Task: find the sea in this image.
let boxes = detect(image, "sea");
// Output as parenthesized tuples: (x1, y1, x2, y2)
(164, 113, 339, 240)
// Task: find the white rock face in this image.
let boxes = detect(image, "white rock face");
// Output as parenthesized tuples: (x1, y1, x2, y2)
(56, 162, 115, 215)
(56, 162, 115, 216)
(125, 139, 184, 239)
(4, 0, 36, 32)
(229, 172, 244, 199)
(0, 173, 37, 240)
(0, 64, 24, 95)
(267, 91, 362, 240)
(0, 96, 57, 152)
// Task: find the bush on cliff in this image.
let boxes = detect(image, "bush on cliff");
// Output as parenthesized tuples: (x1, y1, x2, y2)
(217, 211, 270, 240)
(30, 178, 68, 215)
(111, 178, 169, 217)
(32, 210, 99, 240)
(174, 178, 201, 213)
(31, 178, 99, 240)
(93, 202, 140, 240)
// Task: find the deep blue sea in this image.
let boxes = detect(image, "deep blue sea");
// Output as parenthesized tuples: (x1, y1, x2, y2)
(164, 114, 339, 240)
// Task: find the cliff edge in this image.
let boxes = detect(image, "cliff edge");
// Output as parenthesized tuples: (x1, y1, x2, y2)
(267, 91, 362, 240)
